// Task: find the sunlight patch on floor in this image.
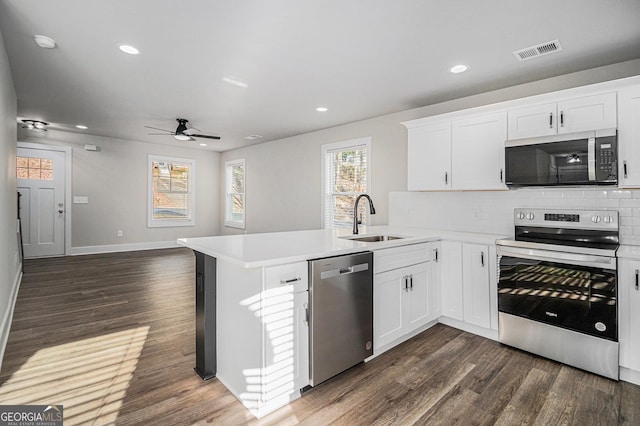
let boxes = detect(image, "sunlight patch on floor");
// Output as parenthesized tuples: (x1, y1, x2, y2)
(0, 326, 149, 425)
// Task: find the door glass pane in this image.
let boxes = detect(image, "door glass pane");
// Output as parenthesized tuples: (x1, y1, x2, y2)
(17, 156, 54, 180)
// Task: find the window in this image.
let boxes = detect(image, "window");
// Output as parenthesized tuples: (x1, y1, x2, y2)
(322, 137, 371, 229)
(16, 156, 54, 180)
(148, 155, 195, 227)
(225, 159, 245, 228)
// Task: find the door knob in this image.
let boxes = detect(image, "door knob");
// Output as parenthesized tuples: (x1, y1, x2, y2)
(58, 210, 64, 214)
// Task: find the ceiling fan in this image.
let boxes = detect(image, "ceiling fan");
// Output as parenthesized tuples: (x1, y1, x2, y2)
(145, 118, 221, 141)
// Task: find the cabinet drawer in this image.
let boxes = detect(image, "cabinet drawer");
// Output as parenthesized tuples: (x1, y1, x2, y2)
(374, 243, 430, 274)
(265, 261, 308, 292)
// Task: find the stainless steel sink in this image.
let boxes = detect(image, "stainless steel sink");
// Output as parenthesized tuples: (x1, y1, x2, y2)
(346, 235, 405, 242)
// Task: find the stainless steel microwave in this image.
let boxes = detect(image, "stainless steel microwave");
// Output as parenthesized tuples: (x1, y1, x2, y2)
(504, 129, 617, 187)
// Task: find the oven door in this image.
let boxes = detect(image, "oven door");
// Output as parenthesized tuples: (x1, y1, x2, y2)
(497, 245, 617, 341)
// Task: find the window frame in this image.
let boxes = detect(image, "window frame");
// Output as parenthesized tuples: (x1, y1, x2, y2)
(147, 155, 196, 228)
(224, 158, 246, 229)
(321, 137, 372, 229)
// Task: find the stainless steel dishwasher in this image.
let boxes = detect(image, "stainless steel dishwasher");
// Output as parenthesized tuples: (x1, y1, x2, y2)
(308, 251, 373, 386)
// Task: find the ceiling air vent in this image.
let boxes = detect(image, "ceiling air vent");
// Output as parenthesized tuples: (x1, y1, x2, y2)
(513, 39, 563, 62)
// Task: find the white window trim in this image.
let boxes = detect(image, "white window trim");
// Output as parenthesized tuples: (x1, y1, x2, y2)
(225, 158, 246, 229)
(321, 137, 372, 229)
(148, 155, 196, 228)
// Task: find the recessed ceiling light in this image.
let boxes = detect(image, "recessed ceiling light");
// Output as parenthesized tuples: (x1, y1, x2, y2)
(34, 35, 56, 49)
(199, 143, 207, 147)
(449, 64, 468, 74)
(119, 44, 139, 55)
(75, 124, 88, 130)
(244, 134, 263, 140)
(316, 107, 328, 112)
(222, 77, 248, 88)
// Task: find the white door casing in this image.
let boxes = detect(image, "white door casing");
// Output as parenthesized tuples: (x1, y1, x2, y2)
(17, 147, 67, 258)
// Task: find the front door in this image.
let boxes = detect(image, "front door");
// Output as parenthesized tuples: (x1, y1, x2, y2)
(17, 147, 66, 258)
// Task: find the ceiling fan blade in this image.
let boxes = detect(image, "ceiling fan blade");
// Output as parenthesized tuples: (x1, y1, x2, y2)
(144, 125, 174, 133)
(191, 134, 221, 140)
(147, 133, 176, 135)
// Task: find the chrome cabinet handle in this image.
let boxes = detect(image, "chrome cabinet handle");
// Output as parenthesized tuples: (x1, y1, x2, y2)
(403, 276, 408, 292)
(481, 251, 485, 267)
(635, 269, 639, 291)
(409, 274, 413, 291)
(500, 168, 503, 183)
(280, 277, 302, 285)
(560, 111, 564, 127)
(624, 161, 628, 179)
(304, 304, 309, 323)
(549, 113, 553, 129)
(434, 248, 439, 263)
(445, 172, 448, 185)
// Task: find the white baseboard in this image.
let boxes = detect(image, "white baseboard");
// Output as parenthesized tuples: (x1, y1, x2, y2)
(0, 265, 22, 371)
(620, 366, 640, 386)
(438, 316, 499, 341)
(70, 240, 180, 256)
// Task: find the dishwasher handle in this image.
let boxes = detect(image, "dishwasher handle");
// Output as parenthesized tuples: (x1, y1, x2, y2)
(320, 262, 370, 280)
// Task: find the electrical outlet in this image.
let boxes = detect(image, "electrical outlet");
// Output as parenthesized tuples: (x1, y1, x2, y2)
(117, 230, 124, 237)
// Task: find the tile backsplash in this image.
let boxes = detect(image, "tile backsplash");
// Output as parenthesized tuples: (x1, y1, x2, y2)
(389, 188, 640, 245)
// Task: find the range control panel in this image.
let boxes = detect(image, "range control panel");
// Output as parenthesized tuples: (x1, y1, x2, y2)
(514, 208, 618, 230)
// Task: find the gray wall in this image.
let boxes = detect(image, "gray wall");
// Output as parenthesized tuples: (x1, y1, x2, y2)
(220, 59, 640, 235)
(0, 28, 18, 368)
(18, 130, 221, 250)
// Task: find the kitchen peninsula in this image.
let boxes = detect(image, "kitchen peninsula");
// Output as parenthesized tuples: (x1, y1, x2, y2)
(178, 226, 505, 418)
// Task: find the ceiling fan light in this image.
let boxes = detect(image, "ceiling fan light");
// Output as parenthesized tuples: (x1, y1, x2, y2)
(174, 134, 191, 141)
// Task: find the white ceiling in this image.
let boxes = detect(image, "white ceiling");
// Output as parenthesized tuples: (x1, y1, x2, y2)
(1, 0, 639, 152)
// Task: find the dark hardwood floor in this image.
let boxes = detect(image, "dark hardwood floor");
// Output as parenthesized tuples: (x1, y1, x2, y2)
(1, 248, 639, 425)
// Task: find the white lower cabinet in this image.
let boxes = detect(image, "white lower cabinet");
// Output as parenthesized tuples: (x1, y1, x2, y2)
(374, 243, 436, 352)
(440, 241, 463, 321)
(618, 259, 640, 374)
(461, 243, 491, 329)
(440, 240, 493, 331)
(216, 259, 309, 418)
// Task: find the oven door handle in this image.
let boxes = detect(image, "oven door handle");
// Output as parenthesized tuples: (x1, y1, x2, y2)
(497, 245, 616, 271)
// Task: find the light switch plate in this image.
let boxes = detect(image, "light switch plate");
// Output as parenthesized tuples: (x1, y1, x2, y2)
(73, 196, 89, 204)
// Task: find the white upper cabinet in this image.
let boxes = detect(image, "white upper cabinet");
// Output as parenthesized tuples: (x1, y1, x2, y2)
(451, 111, 507, 190)
(407, 122, 451, 190)
(507, 92, 617, 140)
(618, 85, 640, 188)
(507, 102, 557, 140)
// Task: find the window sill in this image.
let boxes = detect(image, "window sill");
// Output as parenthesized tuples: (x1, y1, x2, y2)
(148, 220, 195, 228)
(225, 221, 245, 230)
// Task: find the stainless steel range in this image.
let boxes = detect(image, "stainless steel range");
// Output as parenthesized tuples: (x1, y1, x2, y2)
(496, 208, 619, 380)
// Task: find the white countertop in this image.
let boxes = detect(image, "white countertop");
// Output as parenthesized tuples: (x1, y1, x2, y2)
(177, 226, 509, 268)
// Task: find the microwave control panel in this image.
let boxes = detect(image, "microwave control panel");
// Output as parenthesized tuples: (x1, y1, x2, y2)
(596, 136, 617, 181)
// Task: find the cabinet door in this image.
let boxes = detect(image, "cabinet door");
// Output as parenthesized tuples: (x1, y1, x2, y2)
(507, 102, 557, 140)
(618, 86, 640, 188)
(452, 111, 507, 190)
(557, 92, 617, 134)
(293, 291, 310, 390)
(440, 241, 463, 321)
(405, 262, 431, 331)
(462, 243, 491, 329)
(374, 269, 405, 350)
(407, 123, 452, 190)
(618, 259, 640, 372)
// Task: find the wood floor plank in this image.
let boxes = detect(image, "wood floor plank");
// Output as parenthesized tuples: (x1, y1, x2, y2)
(1, 248, 639, 425)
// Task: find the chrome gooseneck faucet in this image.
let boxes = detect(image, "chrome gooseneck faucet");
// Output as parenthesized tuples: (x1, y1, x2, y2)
(353, 194, 376, 235)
